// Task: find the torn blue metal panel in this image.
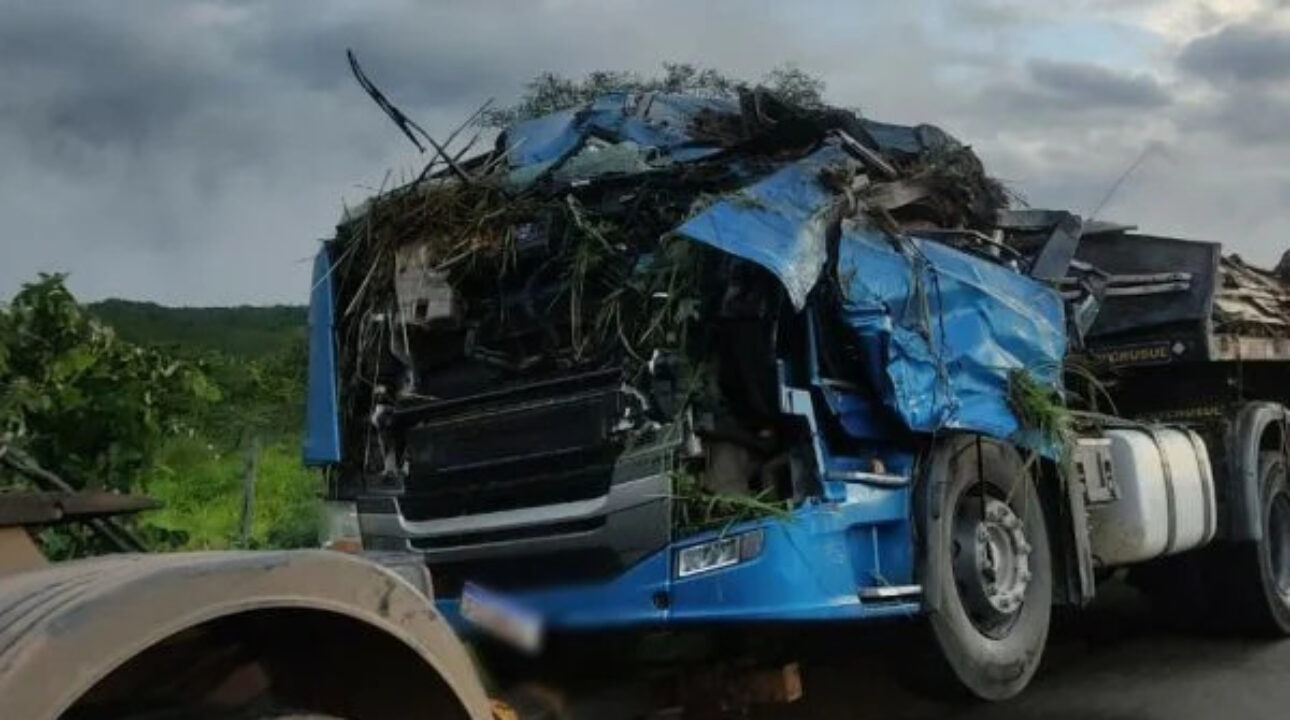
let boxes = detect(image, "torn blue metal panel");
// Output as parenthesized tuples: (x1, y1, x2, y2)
(588, 93, 731, 158)
(674, 141, 858, 309)
(502, 93, 733, 186)
(835, 222, 1066, 440)
(504, 107, 583, 170)
(304, 245, 342, 465)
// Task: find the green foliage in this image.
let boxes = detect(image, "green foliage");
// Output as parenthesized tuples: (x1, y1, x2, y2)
(672, 472, 792, 535)
(1, 274, 218, 492)
(189, 339, 307, 448)
(87, 299, 305, 360)
(2, 275, 317, 556)
(1007, 368, 1073, 462)
(483, 62, 827, 127)
(139, 437, 318, 550)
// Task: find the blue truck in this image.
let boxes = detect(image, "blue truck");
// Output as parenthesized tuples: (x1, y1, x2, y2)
(305, 89, 1290, 700)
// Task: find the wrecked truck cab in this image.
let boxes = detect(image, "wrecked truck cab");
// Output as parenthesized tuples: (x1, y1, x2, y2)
(305, 89, 1067, 694)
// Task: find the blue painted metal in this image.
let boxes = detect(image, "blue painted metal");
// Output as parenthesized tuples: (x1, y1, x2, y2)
(675, 141, 859, 309)
(501, 93, 962, 181)
(835, 223, 1066, 441)
(436, 350, 919, 633)
(502, 92, 733, 187)
(304, 245, 342, 466)
(314, 95, 1069, 633)
(438, 496, 918, 633)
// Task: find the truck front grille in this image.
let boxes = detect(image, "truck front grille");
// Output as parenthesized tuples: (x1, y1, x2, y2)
(394, 369, 626, 519)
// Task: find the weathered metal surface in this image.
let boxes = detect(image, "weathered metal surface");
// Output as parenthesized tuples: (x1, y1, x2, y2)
(1210, 334, 1290, 361)
(0, 528, 46, 576)
(0, 550, 492, 720)
(1215, 254, 1290, 334)
(0, 491, 159, 528)
(1072, 231, 1290, 365)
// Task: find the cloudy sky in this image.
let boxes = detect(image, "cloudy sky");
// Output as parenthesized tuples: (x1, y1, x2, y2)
(2, 0, 1289, 305)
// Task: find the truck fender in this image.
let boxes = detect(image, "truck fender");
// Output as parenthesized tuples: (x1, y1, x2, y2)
(0, 550, 493, 720)
(1225, 402, 1288, 541)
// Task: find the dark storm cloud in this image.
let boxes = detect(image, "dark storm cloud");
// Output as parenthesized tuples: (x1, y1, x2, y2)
(1178, 19, 1290, 85)
(0, 4, 220, 150)
(980, 59, 1171, 122)
(246, 6, 511, 105)
(1018, 59, 1171, 110)
(0, 0, 818, 303)
(2, 0, 1289, 302)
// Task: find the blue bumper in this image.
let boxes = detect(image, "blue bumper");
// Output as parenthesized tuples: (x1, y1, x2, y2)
(437, 488, 921, 633)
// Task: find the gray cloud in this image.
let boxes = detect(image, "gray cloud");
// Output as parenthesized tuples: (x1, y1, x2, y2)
(1178, 21, 1290, 85)
(1023, 59, 1172, 109)
(1172, 13, 1290, 147)
(1182, 87, 1290, 144)
(2, 0, 1290, 303)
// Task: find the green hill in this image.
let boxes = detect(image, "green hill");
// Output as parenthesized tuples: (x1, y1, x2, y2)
(88, 300, 306, 359)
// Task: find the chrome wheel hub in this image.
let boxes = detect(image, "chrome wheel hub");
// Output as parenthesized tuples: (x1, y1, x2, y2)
(952, 495, 1031, 635)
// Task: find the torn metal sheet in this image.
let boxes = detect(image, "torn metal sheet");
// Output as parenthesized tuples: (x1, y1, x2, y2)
(502, 92, 733, 186)
(835, 222, 1066, 439)
(674, 141, 860, 309)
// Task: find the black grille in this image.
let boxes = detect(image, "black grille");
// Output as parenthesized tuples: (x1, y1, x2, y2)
(398, 462, 613, 520)
(405, 393, 619, 478)
(395, 371, 626, 519)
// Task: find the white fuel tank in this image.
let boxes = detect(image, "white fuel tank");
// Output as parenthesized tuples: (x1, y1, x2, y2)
(1087, 427, 1216, 567)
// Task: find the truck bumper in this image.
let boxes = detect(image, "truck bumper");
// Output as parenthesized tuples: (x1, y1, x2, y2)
(434, 488, 922, 633)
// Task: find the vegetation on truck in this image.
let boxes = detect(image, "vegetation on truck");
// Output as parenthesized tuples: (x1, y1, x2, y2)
(326, 59, 1011, 536)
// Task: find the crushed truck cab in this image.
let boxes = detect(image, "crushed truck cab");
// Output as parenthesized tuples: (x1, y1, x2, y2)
(307, 88, 1290, 700)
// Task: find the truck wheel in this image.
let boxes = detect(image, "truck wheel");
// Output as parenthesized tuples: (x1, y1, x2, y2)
(1230, 452, 1290, 634)
(918, 436, 1052, 701)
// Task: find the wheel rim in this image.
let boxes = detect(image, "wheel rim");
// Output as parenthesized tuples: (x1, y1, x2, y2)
(951, 493, 1031, 638)
(1269, 491, 1290, 599)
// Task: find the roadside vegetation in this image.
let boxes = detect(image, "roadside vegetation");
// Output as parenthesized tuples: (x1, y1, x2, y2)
(0, 274, 313, 555)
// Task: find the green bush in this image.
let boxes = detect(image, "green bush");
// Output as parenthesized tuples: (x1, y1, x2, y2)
(140, 437, 319, 551)
(2, 275, 317, 557)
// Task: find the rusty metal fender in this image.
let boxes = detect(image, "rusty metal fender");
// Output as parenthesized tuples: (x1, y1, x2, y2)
(0, 550, 493, 720)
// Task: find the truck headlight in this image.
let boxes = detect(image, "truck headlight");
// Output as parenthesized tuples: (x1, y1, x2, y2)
(675, 529, 765, 578)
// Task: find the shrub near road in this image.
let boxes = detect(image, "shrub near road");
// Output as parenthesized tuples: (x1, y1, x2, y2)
(0, 274, 317, 555)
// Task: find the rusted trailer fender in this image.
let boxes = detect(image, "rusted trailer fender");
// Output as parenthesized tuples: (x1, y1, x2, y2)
(0, 549, 493, 720)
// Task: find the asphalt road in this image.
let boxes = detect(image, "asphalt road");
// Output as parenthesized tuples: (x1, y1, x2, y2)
(541, 582, 1290, 720)
(770, 584, 1290, 720)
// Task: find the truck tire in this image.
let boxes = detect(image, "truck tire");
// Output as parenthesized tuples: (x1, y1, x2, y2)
(918, 436, 1052, 701)
(1229, 452, 1290, 634)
